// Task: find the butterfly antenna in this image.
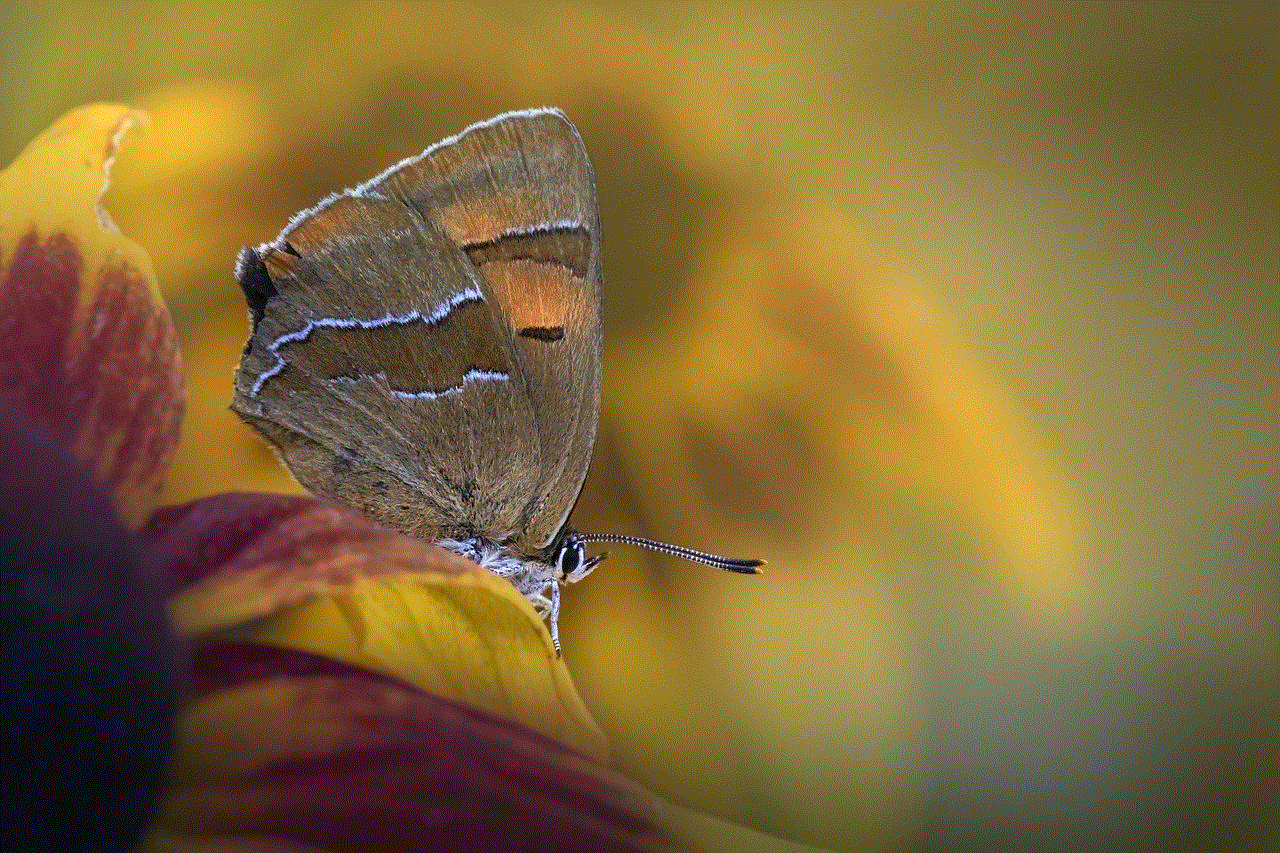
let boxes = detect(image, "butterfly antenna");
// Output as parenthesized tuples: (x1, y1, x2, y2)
(576, 533, 763, 574)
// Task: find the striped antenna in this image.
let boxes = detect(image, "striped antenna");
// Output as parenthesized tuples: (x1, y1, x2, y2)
(576, 533, 763, 574)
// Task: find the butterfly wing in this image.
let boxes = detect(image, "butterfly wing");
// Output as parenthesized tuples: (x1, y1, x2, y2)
(366, 108, 602, 553)
(233, 193, 543, 541)
(233, 109, 601, 554)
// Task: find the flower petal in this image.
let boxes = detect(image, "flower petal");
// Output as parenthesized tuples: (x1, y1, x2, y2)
(0, 104, 184, 527)
(144, 493, 606, 760)
(143, 642, 822, 853)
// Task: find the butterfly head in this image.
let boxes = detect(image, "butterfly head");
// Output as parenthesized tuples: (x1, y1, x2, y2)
(551, 530, 605, 584)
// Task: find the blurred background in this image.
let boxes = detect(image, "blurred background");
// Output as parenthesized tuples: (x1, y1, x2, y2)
(4, 3, 1276, 850)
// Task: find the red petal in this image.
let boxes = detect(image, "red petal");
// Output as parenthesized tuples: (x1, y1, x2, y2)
(0, 105, 184, 527)
(150, 643, 668, 853)
(142, 492, 473, 628)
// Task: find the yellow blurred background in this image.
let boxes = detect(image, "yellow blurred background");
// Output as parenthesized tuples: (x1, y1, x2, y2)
(4, 3, 1276, 850)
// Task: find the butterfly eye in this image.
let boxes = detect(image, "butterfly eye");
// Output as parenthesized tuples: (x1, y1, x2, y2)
(556, 537, 583, 581)
(554, 534, 603, 584)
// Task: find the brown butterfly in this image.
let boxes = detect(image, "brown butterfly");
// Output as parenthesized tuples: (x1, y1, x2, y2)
(232, 108, 759, 654)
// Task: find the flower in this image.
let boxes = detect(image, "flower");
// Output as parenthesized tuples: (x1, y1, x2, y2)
(0, 105, 822, 852)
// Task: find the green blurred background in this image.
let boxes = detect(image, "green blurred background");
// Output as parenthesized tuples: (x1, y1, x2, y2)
(4, 3, 1276, 850)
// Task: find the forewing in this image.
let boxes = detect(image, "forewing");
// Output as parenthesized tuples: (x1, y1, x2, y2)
(371, 109, 603, 552)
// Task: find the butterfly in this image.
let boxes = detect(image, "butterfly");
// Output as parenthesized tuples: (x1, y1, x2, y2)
(232, 108, 759, 654)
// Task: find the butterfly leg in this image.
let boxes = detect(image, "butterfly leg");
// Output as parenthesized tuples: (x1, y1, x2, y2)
(520, 580, 563, 657)
(548, 581, 562, 657)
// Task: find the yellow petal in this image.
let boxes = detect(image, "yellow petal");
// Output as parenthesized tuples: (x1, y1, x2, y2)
(0, 104, 183, 527)
(150, 493, 606, 761)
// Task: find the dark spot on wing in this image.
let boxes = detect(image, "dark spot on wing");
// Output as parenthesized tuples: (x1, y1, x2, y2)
(518, 325, 565, 342)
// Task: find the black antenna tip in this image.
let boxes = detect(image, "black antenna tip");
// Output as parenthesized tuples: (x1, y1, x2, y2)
(708, 555, 764, 574)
